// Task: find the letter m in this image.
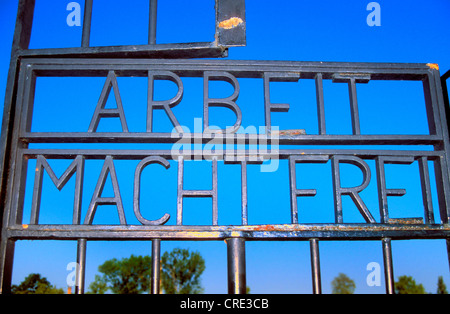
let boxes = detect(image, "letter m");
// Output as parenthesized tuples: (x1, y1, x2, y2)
(31, 156, 85, 225)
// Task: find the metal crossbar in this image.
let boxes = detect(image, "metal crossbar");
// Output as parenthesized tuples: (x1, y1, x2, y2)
(0, 0, 449, 295)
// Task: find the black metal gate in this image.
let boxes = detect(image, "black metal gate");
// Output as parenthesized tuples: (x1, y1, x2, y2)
(1, 0, 449, 295)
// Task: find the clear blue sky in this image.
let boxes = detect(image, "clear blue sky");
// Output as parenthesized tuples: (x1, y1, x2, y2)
(1, 0, 450, 294)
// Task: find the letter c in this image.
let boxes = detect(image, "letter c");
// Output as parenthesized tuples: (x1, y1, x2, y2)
(133, 156, 171, 225)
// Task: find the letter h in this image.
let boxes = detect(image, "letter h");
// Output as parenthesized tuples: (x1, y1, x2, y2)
(177, 156, 218, 225)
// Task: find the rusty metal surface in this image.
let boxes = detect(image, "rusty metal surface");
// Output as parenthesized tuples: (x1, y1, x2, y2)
(5, 223, 450, 241)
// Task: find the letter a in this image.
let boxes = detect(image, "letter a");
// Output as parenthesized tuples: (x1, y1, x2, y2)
(367, 2, 381, 27)
(88, 71, 129, 133)
(84, 156, 127, 225)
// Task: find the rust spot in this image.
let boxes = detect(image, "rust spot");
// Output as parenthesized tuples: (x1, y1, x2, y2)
(387, 218, 424, 225)
(254, 225, 277, 231)
(272, 129, 306, 137)
(218, 17, 244, 30)
(22, 224, 29, 229)
(427, 63, 439, 71)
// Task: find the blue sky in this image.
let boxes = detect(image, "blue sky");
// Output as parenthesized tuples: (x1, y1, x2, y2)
(1, 0, 450, 294)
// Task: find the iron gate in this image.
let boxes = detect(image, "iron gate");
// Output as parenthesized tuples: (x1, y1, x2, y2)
(1, 0, 449, 295)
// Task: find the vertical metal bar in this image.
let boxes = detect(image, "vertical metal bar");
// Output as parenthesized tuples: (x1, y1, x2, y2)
(241, 160, 248, 225)
(149, 0, 157, 45)
(81, 0, 93, 48)
(12, 0, 35, 50)
(176, 156, 184, 225)
(375, 156, 389, 224)
(418, 157, 435, 224)
(382, 238, 395, 294)
(1, 0, 35, 247)
(0, 0, 35, 290)
(441, 72, 450, 132)
(430, 69, 450, 224)
(216, 0, 246, 47)
(75, 239, 87, 294)
(263, 72, 272, 135)
(310, 239, 322, 294)
(331, 156, 344, 224)
(0, 239, 15, 294)
(9, 150, 28, 227)
(434, 152, 450, 224)
(446, 239, 450, 274)
(289, 156, 299, 224)
(315, 73, 326, 135)
(348, 78, 361, 135)
(227, 238, 246, 294)
(422, 75, 439, 136)
(212, 157, 218, 226)
(151, 239, 161, 294)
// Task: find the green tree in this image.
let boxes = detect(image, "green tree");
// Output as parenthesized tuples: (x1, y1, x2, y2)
(437, 276, 448, 294)
(394, 275, 426, 294)
(12, 273, 64, 294)
(88, 249, 206, 294)
(161, 248, 206, 294)
(87, 275, 108, 294)
(331, 273, 356, 294)
(89, 255, 152, 294)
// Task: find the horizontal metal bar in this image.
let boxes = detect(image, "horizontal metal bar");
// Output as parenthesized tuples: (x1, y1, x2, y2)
(20, 148, 443, 160)
(7, 223, 450, 241)
(22, 58, 432, 80)
(21, 133, 442, 146)
(18, 43, 228, 60)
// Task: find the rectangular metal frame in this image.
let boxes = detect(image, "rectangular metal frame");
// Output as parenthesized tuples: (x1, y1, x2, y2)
(0, 57, 449, 294)
(8, 0, 246, 60)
